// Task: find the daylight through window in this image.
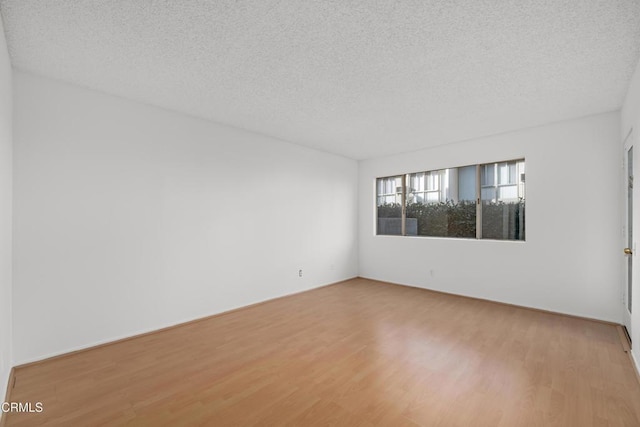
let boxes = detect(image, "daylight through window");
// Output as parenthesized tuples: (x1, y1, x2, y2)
(376, 159, 525, 240)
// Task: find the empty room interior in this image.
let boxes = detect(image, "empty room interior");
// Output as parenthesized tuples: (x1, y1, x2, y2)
(1, 1, 640, 426)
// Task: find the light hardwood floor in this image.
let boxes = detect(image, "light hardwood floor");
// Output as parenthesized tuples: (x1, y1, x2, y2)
(4, 278, 640, 426)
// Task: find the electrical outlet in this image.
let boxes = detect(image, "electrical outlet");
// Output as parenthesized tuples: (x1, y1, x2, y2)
(298, 269, 303, 278)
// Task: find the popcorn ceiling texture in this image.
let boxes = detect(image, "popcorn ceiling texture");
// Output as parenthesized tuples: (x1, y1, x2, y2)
(1, 0, 639, 159)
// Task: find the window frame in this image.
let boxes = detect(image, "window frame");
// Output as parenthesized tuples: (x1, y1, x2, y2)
(375, 158, 525, 241)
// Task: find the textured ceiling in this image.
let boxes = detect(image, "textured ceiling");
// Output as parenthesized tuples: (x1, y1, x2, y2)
(1, 1, 639, 159)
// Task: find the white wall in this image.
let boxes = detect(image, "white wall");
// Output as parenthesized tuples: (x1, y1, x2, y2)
(621, 56, 640, 369)
(359, 112, 621, 322)
(0, 15, 13, 399)
(12, 71, 358, 364)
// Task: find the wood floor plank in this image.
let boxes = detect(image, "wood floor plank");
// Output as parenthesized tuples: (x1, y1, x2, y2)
(5, 278, 640, 426)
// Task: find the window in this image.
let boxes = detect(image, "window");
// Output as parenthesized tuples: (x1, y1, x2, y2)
(376, 175, 404, 235)
(405, 167, 476, 238)
(481, 160, 525, 240)
(376, 176, 403, 205)
(376, 159, 525, 240)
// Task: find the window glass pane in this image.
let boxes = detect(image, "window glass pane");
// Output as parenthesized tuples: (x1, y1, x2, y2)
(426, 171, 439, 191)
(410, 173, 424, 192)
(458, 165, 476, 201)
(481, 187, 496, 201)
(375, 159, 524, 241)
(481, 160, 525, 240)
(497, 185, 517, 200)
(481, 164, 495, 186)
(376, 176, 403, 235)
(497, 162, 517, 185)
(426, 192, 440, 203)
(406, 168, 476, 238)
